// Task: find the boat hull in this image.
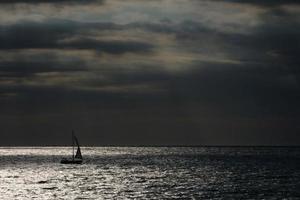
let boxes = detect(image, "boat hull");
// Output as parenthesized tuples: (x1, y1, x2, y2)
(60, 159, 82, 164)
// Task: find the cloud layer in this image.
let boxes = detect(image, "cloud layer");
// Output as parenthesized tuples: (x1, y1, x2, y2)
(0, 0, 300, 145)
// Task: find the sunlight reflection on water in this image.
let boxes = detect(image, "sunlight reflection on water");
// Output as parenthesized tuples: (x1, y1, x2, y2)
(0, 147, 299, 199)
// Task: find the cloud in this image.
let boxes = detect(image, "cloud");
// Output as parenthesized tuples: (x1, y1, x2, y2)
(0, 0, 104, 4)
(222, 8, 300, 75)
(62, 38, 154, 54)
(0, 20, 154, 54)
(213, 0, 300, 7)
(0, 60, 86, 78)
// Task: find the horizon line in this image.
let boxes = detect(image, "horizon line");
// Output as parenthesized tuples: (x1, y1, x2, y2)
(1, 145, 300, 148)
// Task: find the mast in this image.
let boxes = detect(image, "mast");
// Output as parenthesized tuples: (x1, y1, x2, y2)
(72, 130, 74, 161)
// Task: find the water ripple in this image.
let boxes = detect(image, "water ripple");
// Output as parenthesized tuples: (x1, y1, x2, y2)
(0, 147, 299, 199)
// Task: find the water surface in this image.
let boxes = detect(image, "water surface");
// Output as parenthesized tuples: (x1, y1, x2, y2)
(0, 147, 299, 199)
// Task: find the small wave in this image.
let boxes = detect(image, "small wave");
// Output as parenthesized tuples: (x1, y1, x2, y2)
(37, 180, 48, 184)
(6, 175, 19, 178)
(42, 186, 57, 190)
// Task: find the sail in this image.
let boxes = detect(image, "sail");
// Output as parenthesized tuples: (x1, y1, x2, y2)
(75, 147, 82, 159)
(73, 135, 82, 160)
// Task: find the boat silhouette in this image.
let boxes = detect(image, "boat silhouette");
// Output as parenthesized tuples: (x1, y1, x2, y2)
(60, 130, 83, 164)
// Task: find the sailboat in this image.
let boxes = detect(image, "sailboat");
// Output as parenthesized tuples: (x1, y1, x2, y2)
(60, 131, 83, 164)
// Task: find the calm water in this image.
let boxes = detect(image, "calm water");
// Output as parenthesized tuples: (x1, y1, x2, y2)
(0, 147, 299, 199)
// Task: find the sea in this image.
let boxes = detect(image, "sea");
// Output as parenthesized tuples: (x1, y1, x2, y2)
(0, 147, 299, 199)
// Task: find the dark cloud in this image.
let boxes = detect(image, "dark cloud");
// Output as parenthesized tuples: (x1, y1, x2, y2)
(64, 39, 154, 54)
(213, 0, 300, 7)
(0, 21, 153, 54)
(0, 59, 87, 77)
(0, 0, 104, 4)
(155, 9, 300, 75)
(166, 9, 300, 119)
(220, 9, 300, 84)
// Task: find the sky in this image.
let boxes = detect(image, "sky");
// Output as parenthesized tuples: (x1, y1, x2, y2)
(0, 0, 300, 146)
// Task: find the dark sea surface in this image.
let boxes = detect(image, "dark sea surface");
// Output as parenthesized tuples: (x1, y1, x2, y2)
(0, 147, 299, 199)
